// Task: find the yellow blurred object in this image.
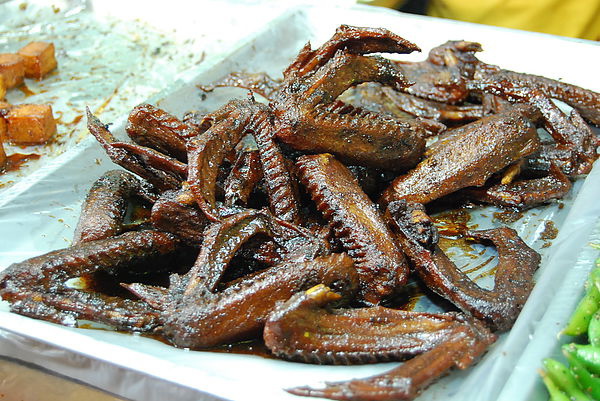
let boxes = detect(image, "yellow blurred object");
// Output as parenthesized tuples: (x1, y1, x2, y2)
(428, 0, 600, 41)
(358, 0, 407, 9)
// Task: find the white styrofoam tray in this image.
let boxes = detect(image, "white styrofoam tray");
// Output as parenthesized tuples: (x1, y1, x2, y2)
(1, 3, 599, 401)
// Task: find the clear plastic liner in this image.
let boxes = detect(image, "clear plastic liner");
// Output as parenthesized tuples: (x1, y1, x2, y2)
(0, 3, 599, 401)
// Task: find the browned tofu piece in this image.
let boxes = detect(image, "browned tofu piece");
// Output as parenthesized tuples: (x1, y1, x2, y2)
(0, 74, 6, 99)
(6, 104, 56, 145)
(0, 53, 25, 88)
(0, 140, 6, 171)
(18, 42, 57, 79)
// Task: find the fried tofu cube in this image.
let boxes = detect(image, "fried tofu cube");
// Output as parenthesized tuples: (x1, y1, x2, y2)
(0, 74, 6, 99)
(6, 104, 56, 145)
(0, 53, 25, 88)
(18, 42, 57, 79)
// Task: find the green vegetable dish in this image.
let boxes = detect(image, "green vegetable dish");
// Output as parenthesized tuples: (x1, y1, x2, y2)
(541, 257, 600, 400)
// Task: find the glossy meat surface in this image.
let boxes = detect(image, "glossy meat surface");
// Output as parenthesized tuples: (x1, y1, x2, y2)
(389, 201, 541, 331)
(287, 287, 495, 401)
(274, 50, 426, 172)
(487, 69, 600, 127)
(150, 186, 208, 246)
(265, 284, 495, 365)
(273, 25, 427, 172)
(4, 24, 599, 401)
(380, 106, 541, 205)
(187, 99, 270, 221)
(126, 103, 193, 162)
(87, 109, 186, 192)
(463, 162, 572, 209)
(224, 149, 263, 207)
(73, 170, 154, 245)
(297, 153, 408, 305)
(0, 230, 179, 331)
(161, 253, 359, 349)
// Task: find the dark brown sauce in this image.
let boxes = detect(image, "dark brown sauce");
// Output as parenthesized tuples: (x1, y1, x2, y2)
(18, 83, 36, 97)
(68, 114, 83, 126)
(463, 256, 495, 275)
(95, 86, 120, 115)
(433, 209, 472, 237)
(493, 209, 523, 224)
(473, 265, 498, 281)
(397, 284, 426, 312)
(139, 333, 274, 358)
(55, 112, 83, 127)
(438, 236, 477, 259)
(1, 153, 41, 174)
(439, 236, 500, 285)
(207, 339, 274, 358)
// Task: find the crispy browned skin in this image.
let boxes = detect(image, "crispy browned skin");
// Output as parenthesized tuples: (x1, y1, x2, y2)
(181, 209, 328, 294)
(161, 253, 359, 349)
(187, 99, 270, 221)
(136, 208, 328, 312)
(9, 26, 595, 401)
(287, 288, 495, 401)
(468, 76, 599, 175)
(265, 284, 496, 365)
(394, 41, 482, 105)
(126, 103, 193, 162)
(395, 39, 600, 127)
(73, 170, 155, 245)
(486, 69, 600, 127)
(336, 83, 412, 119)
(286, 25, 421, 77)
(252, 111, 301, 223)
(380, 105, 541, 206)
(273, 25, 426, 172)
(397, 61, 468, 105)
(224, 149, 263, 207)
(297, 153, 408, 305)
(87, 109, 186, 192)
(0, 230, 179, 331)
(463, 162, 572, 209)
(289, 326, 494, 401)
(336, 84, 448, 138)
(110, 141, 187, 176)
(388, 201, 541, 331)
(525, 141, 580, 178)
(380, 86, 483, 123)
(150, 186, 208, 246)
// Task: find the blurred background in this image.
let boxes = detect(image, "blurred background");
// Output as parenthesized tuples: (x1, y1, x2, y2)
(358, 0, 600, 41)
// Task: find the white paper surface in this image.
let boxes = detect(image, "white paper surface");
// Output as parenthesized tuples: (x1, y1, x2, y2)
(0, 3, 599, 401)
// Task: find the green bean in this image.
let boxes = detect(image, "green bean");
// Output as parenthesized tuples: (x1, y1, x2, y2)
(589, 311, 600, 347)
(543, 358, 592, 401)
(563, 347, 600, 400)
(563, 343, 600, 376)
(540, 369, 572, 401)
(563, 269, 600, 336)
